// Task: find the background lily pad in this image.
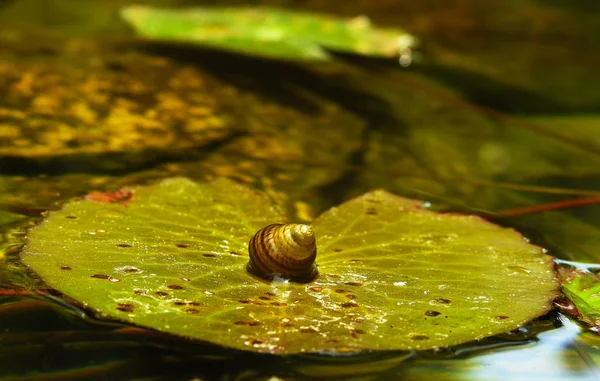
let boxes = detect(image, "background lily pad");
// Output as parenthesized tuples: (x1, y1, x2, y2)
(0, 31, 363, 175)
(120, 5, 416, 61)
(21, 178, 558, 354)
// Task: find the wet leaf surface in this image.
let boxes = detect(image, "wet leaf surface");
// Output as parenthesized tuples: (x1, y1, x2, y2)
(120, 5, 416, 61)
(21, 178, 558, 354)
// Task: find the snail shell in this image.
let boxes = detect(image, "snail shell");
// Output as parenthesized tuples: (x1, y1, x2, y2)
(247, 224, 317, 282)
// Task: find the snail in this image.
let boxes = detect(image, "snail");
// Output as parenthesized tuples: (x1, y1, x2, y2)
(247, 224, 318, 282)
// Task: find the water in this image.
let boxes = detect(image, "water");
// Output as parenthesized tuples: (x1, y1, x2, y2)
(1, 0, 600, 379)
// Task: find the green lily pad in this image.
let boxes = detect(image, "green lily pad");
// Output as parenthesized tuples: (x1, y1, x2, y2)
(558, 267, 600, 331)
(21, 178, 558, 354)
(120, 6, 416, 62)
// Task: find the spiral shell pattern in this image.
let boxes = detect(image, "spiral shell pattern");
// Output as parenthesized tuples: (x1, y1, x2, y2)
(247, 224, 317, 282)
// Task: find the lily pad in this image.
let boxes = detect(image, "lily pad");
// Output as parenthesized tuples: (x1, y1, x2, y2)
(0, 32, 362, 175)
(120, 5, 416, 62)
(21, 178, 558, 354)
(0, 39, 232, 163)
(558, 267, 600, 331)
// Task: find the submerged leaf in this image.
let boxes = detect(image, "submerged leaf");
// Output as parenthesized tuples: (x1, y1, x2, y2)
(0, 32, 362, 178)
(21, 178, 558, 354)
(120, 6, 416, 61)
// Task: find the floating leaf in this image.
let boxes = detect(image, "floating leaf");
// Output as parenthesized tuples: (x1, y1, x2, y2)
(120, 6, 416, 61)
(21, 178, 558, 354)
(558, 267, 600, 331)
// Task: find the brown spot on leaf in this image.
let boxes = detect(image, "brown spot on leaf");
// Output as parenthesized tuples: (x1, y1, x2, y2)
(234, 321, 261, 326)
(327, 274, 342, 280)
(354, 329, 366, 334)
(167, 284, 184, 290)
(91, 274, 110, 279)
(133, 289, 147, 295)
(308, 286, 323, 292)
(116, 244, 132, 248)
(65, 215, 77, 219)
(365, 207, 378, 215)
(345, 282, 363, 287)
(116, 303, 134, 313)
(332, 248, 343, 252)
(270, 302, 287, 307)
(348, 259, 362, 263)
(299, 327, 317, 333)
(85, 189, 133, 205)
(425, 310, 442, 317)
(229, 250, 241, 256)
(265, 292, 277, 297)
(346, 294, 357, 300)
(176, 243, 190, 248)
(203, 253, 217, 258)
(259, 296, 271, 300)
(123, 267, 139, 273)
(435, 298, 452, 304)
(354, 318, 365, 323)
(238, 299, 265, 305)
(154, 291, 169, 297)
(188, 302, 200, 306)
(59, 266, 72, 270)
(334, 289, 347, 294)
(496, 315, 510, 320)
(186, 308, 200, 314)
(341, 301, 359, 308)
(411, 335, 430, 341)
(174, 301, 187, 306)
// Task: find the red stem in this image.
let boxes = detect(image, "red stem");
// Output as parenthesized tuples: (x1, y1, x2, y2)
(494, 196, 600, 218)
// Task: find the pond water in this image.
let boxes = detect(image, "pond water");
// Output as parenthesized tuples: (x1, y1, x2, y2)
(1, 0, 600, 380)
